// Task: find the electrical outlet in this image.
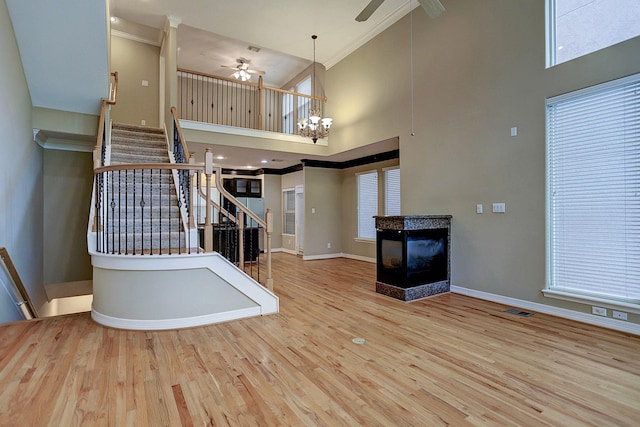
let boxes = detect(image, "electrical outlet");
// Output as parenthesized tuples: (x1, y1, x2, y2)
(592, 306, 607, 317)
(476, 204, 483, 214)
(327, 243, 331, 249)
(612, 310, 628, 321)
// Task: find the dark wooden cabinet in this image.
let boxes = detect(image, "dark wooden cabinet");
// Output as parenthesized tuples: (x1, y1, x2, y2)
(223, 178, 262, 198)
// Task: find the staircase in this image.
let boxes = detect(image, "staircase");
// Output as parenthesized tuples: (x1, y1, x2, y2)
(104, 123, 187, 254)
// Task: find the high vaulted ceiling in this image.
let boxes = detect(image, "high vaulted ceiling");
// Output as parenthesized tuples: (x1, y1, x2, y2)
(110, 0, 426, 89)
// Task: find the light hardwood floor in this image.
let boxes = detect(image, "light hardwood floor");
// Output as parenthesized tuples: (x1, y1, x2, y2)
(1, 254, 639, 426)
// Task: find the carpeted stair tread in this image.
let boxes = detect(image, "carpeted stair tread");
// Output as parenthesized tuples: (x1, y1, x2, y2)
(112, 123, 165, 134)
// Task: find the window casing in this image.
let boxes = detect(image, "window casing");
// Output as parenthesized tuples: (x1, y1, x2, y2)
(357, 171, 378, 239)
(545, 73, 640, 309)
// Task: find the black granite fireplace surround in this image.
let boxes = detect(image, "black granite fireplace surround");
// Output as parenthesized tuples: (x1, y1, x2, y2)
(374, 215, 451, 302)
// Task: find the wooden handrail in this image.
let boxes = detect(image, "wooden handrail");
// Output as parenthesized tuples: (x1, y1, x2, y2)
(178, 67, 328, 102)
(94, 163, 204, 174)
(170, 106, 190, 162)
(93, 72, 119, 170)
(196, 185, 238, 225)
(0, 247, 38, 319)
(213, 166, 267, 229)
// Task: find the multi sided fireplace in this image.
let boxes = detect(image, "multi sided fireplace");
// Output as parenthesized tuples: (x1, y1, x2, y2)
(374, 215, 451, 301)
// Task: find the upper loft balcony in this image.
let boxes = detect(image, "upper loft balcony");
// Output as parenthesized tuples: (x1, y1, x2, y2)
(176, 67, 331, 148)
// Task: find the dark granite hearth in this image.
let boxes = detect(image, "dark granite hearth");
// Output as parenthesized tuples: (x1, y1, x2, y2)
(376, 280, 450, 302)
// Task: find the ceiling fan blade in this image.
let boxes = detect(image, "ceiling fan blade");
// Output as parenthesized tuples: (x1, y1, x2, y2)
(417, 0, 445, 18)
(355, 0, 385, 22)
(247, 69, 265, 75)
(220, 65, 238, 69)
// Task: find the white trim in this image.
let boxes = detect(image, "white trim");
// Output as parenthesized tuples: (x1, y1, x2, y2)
(279, 248, 298, 256)
(111, 29, 161, 47)
(302, 253, 342, 261)
(92, 306, 261, 331)
(179, 120, 328, 146)
(546, 72, 640, 104)
(341, 253, 376, 264)
(354, 238, 375, 244)
(542, 289, 640, 314)
(324, 2, 419, 69)
(451, 285, 640, 336)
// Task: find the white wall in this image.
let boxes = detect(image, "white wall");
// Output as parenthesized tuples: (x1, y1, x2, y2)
(0, 0, 46, 314)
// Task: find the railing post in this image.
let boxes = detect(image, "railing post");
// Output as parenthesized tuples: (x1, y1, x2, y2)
(257, 75, 264, 130)
(265, 208, 273, 291)
(238, 211, 245, 268)
(188, 155, 196, 229)
(204, 149, 213, 253)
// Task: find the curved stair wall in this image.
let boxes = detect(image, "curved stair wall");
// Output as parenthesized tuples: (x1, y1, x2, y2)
(91, 251, 278, 330)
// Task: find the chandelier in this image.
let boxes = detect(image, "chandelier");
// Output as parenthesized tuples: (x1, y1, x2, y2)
(297, 35, 332, 143)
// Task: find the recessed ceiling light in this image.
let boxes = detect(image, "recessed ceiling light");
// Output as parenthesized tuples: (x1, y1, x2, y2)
(110, 16, 117, 23)
(246, 165, 254, 169)
(261, 160, 268, 164)
(215, 155, 225, 160)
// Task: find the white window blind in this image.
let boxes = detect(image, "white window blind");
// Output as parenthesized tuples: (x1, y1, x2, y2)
(357, 171, 378, 239)
(283, 190, 295, 235)
(546, 73, 640, 304)
(384, 168, 401, 215)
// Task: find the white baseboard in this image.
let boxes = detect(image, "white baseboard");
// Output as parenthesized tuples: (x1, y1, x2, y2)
(451, 285, 640, 336)
(341, 253, 376, 263)
(92, 306, 262, 331)
(302, 252, 342, 261)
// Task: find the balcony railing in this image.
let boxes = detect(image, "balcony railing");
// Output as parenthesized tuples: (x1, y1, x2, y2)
(177, 68, 327, 135)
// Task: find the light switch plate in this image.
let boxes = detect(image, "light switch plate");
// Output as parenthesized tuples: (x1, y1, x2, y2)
(492, 203, 506, 213)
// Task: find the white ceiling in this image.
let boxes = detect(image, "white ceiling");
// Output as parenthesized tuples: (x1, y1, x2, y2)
(110, 0, 418, 70)
(109, 0, 416, 169)
(6, 0, 110, 115)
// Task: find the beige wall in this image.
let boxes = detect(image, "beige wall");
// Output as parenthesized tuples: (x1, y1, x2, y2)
(327, 0, 640, 323)
(303, 167, 342, 257)
(0, 0, 46, 314)
(340, 159, 399, 260)
(110, 36, 160, 127)
(43, 150, 93, 285)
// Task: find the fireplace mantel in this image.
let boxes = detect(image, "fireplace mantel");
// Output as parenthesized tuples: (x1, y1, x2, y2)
(374, 215, 452, 302)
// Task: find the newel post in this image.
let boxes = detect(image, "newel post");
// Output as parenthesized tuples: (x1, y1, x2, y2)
(204, 149, 213, 253)
(265, 208, 273, 291)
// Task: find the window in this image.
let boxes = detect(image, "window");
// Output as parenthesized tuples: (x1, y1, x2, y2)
(297, 76, 312, 122)
(282, 77, 311, 135)
(357, 171, 378, 239)
(547, 0, 640, 67)
(282, 92, 294, 134)
(283, 189, 295, 235)
(545, 73, 640, 307)
(384, 167, 401, 215)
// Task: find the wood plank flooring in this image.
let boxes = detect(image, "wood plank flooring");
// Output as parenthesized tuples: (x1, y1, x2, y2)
(1, 253, 639, 426)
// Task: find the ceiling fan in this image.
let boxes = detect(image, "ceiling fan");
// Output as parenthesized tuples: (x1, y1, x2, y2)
(355, 0, 445, 22)
(220, 58, 265, 81)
